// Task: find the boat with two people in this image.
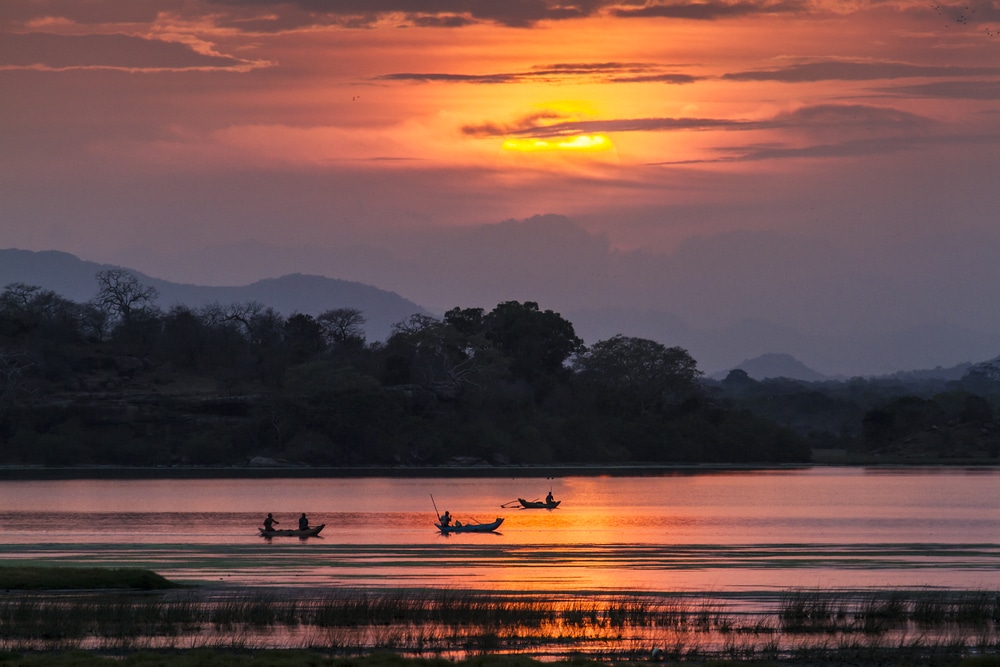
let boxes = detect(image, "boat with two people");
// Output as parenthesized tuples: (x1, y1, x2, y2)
(258, 512, 325, 537)
(259, 524, 325, 537)
(432, 495, 504, 534)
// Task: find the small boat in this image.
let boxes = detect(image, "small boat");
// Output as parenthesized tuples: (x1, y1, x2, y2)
(436, 517, 504, 534)
(517, 497, 560, 509)
(259, 523, 325, 538)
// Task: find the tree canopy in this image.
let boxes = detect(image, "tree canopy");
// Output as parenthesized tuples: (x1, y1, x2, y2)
(574, 335, 701, 416)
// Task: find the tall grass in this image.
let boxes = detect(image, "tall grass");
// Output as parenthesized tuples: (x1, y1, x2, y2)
(0, 587, 996, 661)
(779, 589, 999, 634)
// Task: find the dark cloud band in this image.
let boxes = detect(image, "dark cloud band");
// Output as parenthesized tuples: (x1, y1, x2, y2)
(0, 33, 247, 70)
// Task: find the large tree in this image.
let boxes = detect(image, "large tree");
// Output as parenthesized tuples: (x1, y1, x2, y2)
(93, 269, 159, 326)
(317, 307, 367, 346)
(383, 313, 503, 393)
(482, 301, 583, 382)
(574, 335, 702, 416)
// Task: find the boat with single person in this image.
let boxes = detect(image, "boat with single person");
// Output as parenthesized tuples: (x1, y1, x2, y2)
(258, 524, 325, 537)
(517, 497, 560, 509)
(436, 517, 504, 534)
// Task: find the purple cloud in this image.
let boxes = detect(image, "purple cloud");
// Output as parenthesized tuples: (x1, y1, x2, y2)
(378, 61, 699, 85)
(724, 59, 1000, 82)
(613, 0, 803, 20)
(0, 33, 246, 70)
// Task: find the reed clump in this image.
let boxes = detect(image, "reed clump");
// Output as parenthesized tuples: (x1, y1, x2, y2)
(779, 589, 1000, 636)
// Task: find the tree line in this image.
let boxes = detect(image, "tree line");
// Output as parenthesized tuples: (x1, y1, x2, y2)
(709, 366, 1000, 460)
(0, 269, 832, 467)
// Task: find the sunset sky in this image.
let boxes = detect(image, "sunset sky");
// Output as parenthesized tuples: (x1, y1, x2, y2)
(3, 0, 1000, 374)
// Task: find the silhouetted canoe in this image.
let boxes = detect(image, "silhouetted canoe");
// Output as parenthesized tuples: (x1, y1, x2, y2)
(518, 498, 560, 509)
(436, 517, 504, 534)
(259, 524, 325, 537)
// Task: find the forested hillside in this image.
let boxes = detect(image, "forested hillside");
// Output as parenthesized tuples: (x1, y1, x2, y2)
(0, 270, 810, 467)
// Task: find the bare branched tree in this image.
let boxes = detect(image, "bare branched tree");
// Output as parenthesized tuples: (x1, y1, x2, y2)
(317, 307, 367, 344)
(93, 269, 159, 324)
(391, 313, 440, 337)
(215, 301, 284, 347)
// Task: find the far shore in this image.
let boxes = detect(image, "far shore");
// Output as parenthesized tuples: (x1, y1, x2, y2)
(1, 454, 999, 481)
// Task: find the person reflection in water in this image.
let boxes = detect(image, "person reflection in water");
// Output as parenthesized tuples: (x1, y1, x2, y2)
(299, 513, 309, 530)
(263, 513, 279, 532)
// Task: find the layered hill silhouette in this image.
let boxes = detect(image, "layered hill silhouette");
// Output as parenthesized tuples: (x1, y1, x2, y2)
(0, 248, 425, 342)
(2, 246, 995, 380)
(99, 215, 1000, 377)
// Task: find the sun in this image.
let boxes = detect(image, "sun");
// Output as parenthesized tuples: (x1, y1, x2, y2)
(492, 100, 620, 169)
(501, 133, 614, 154)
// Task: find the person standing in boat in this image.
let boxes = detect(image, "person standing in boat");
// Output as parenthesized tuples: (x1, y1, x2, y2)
(263, 513, 279, 532)
(440, 511, 452, 527)
(298, 513, 309, 530)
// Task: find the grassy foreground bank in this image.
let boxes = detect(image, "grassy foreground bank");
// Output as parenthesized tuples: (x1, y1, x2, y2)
(0, 566, 178, 590)
(0, 651, 998, 667)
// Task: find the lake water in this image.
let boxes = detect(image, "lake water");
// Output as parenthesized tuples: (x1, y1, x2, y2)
(2, 467, 999, 596)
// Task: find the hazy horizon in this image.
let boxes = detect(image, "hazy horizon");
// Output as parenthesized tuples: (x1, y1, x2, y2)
(3, 0, 1000, 376)
(4, 235, 999, 379)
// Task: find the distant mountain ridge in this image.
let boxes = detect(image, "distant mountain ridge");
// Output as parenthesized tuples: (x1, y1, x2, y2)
(105, 217, 1000, 377)
(727, 353, 827, 382)
(0, 248, 425, 342)
(3, 247, 997, 378)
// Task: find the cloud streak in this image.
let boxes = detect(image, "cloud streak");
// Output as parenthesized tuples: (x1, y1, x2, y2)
(5, 0, 999, 34)
(0, 32, 259, 71)
(881, 80, 1000, 100)
(463, 114, 748, 138)
(723, 59, 1000, 82)
(379, 62, 699, 85)
(613, 0, 804, 20)
(203, 0, 616, 29)
(380, 57, 997, 91)
(463, 103, 932, 139)
(101, 0, 821, 30)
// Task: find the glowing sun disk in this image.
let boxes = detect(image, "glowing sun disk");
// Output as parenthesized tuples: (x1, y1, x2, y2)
(502, 134, 612, 153)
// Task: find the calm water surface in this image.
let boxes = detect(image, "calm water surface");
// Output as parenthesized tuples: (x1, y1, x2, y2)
(2, 467, 998, 594)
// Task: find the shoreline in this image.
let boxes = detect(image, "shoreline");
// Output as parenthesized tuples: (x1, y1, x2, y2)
(1, 459, 999, 480)
(0, 463, 808, 481)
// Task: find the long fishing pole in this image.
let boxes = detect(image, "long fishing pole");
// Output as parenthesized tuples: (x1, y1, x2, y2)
(430, 494, 441, 522)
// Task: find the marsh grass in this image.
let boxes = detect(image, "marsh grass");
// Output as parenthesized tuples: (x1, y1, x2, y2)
(777, 589, 999, 637)
(0, 587, 996, 661)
